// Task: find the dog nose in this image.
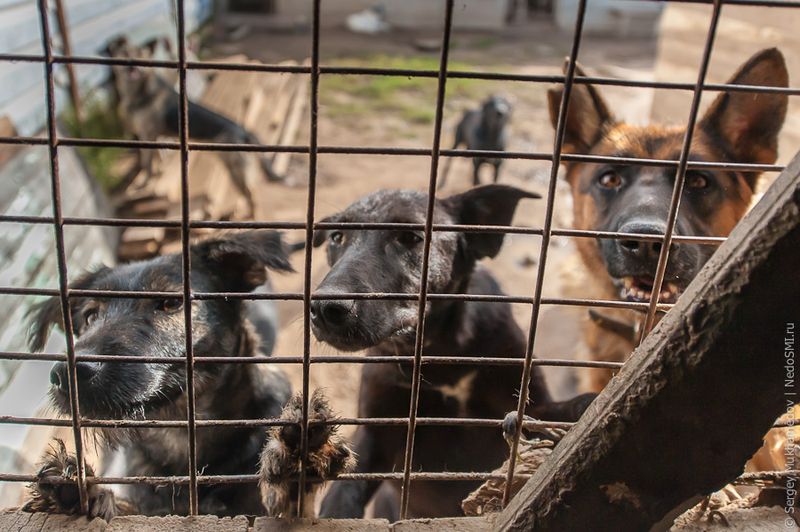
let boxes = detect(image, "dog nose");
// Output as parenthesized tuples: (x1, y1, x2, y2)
(49, 363, 66, 390)
(49, 361, 99, 392)
(310, 300, 353, 329)
(617, 222, 667, 262)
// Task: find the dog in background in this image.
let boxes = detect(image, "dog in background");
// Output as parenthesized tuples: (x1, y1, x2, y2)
(309, 185, 596, 519)
(548, 47, 788, 394)
(548, 48, 790, 478)
(438, 95, 512, 189)
(24, 230, 295, 518)
(105, 37, 285, 217)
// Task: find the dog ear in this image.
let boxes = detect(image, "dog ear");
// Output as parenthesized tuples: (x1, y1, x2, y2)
(312, 214, 340, 248)
(26, 267, 110, 352)
(547, 61, 614, 154)
(442, 184, 541, 260)
(699, 48, 788, 190)
(27, 298, 64, 352)
(194, 230, 293, 292)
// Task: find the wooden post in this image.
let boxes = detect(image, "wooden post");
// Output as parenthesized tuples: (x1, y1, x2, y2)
(53, 0, 81, 127)
(497, 152, 800, 531)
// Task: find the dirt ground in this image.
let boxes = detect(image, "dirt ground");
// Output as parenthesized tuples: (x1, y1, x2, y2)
(204, 15, 661, 426)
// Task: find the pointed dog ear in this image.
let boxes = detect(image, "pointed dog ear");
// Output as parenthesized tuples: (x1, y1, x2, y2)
(548, 60, 614, 154)
(193, 230, 293, 292)
(442, 184, 541, 261)
(699, 48, 788, 191)
(26, 267, 111, 352)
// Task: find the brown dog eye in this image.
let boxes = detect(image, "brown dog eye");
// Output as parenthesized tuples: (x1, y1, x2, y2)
(685, 172, 709, 189)
(156, 298, 183, 313)
(597, 171, 622, 189)
(397, 231, 424, 247)
(329, 231, 344, 245)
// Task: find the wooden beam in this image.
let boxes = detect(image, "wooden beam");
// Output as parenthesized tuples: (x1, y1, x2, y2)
(54, 0, 81, 127)
(497, 152, 800, 531)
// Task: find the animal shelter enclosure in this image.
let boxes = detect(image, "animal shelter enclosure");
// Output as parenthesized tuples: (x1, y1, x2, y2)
(0, 0, 798, 529)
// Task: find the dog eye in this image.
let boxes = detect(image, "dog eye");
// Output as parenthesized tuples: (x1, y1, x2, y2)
(156, 298, 183, 313)
(83, 308, 99, 328)
(685, 171, 710, 190)
(329, 231, 344, 245)
(397, 231, 424, 247)
(597, 170, 622, 189)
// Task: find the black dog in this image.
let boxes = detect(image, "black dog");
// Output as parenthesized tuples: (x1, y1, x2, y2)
(26, 230, 294, 518)
(310, 185, 595, 519)
(438, 95, 512, 189)
(106, 37, 284, 216)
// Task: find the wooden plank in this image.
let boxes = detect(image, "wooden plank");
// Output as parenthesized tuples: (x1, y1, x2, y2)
(497, 151, 800, 530)
(272, 70, 308, 177)
(0, 116, 21, 166)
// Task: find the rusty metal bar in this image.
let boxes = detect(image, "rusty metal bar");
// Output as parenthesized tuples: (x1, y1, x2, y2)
(0, 415, 574, 430)
(296, 0, 321, 517)
(398, 0, 455, 519)
(35, 0, 89, 515)
(640, 1, 723, 339)
(0, 213, 729, 246)
(496, 147, 800, 531)
(0, 133, 787, 174)
(0, 286, 674, 314)
(4, 469, 796, 488)
(3, 51, 800, 95)
(0, 351, 626, 368)
(503, 0, 589, 507)
(53, 0, 81, 126)
(0, 413, 789, 431)
(174, 0, 199, 515)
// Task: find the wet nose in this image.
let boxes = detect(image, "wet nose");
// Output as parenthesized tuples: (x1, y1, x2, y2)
(310, 299, 354, 330)
(49, 361, 99, 392)
(617, 222, 668, 263)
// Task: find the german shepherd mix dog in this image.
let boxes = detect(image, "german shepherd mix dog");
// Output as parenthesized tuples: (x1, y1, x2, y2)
(438, 95, 512, 189)
(105, 37, 284, 216)
(24, 231, 294, 518)
(310, 185, 596, 519)
(548, 48, 788, 393)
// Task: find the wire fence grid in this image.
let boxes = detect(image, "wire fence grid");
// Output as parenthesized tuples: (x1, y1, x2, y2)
(0, 0, 796, 520)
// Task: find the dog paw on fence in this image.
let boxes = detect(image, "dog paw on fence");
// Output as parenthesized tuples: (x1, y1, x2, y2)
(259, 389, 356, 518)
(22, 439, 132, 522)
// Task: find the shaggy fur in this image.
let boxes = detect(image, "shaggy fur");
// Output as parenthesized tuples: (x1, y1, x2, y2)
(25, 230, 294, 517)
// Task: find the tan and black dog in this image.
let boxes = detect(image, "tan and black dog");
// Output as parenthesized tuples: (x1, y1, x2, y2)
(548, 48, 789, 394)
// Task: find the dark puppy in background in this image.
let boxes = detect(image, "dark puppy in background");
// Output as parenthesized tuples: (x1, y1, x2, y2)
(547, 48, 788, 393)
(105, 37, 284, 216)
(439, 95, 512, 189)
(310, 185, 596, 519)
(25, 230, 294, 518)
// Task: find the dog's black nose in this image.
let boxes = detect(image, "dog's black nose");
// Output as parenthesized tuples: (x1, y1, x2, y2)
(49, 361, 99, 392)
(49, 363, 65, 389)
(310, 300, 353, 329)
(617, 222, 668, 263)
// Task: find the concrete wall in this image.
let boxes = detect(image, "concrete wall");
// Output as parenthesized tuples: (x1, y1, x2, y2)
(0, 0, 212, 136)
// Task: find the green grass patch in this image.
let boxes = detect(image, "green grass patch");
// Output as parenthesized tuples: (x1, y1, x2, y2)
(62, 99, 127, 192)
(472, 36, 498, 50)
(321, 54, 486, 125)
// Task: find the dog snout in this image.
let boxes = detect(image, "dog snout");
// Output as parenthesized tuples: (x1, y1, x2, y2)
(49, 361, 100, 392)
(617, 222, 668, 263)
(310, 299, 355, 330)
